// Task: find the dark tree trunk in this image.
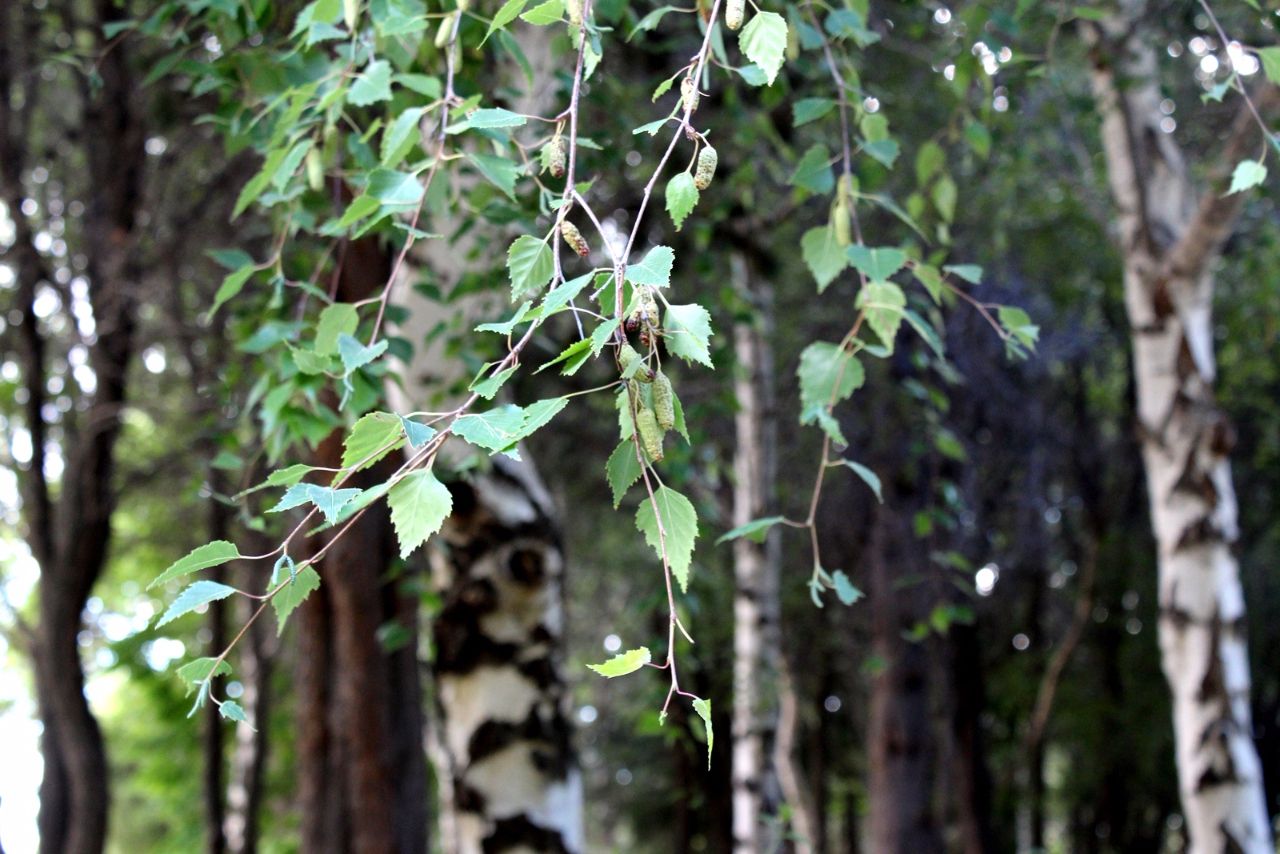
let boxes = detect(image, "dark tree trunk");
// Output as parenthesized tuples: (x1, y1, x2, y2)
(866, 508, 942, 854)
(293, 235, 429, 854)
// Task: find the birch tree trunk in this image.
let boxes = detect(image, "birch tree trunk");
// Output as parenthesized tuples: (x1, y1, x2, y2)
(1089, 6, 1275, 849)
(729, 254, 785, 852)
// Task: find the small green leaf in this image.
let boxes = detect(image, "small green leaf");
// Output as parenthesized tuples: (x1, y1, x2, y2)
(471, 364, 518, 398)
(797, 342, 864, 411)
(716, 516, 786, 545)
(793, 97, 835, 127)
(1259, 46, 1280, 86)
(663, 303, 713, 367)
(507, 235, 554, 299)
(831, 570, 863, 605)
(692, 697, 713, 769)
(789, 145, 835, 194)
(932, 175, 957, 222)
(915, 141, 945, 185)
(484, 0, 528, 40)
(738, 11, 788, 85)
(626, 245, 675, 287)
(270, 483, 363, 524)
(846, 245, 907, 282)
(316, 303, 359, 356)
(520, 0, 564, 24)
(665, 172, 699, 231)
(453, 405, 526, 452)
(176, 657, 231, 691)
(454, 107, 527, 131)
(802, 226, 847, 292)
(1227, 159, 1267, 194)
(606, 440, 643, 507)
(366, 168, 424, 206)
(381, 107, 428, 163)
(342, 412, 404, 470)
(635, 486, 698, 592)
(338, 335, 388, 373)
(857, 281, 906, 349)
(388, 468, 453, 558)
(348, 59, 393, 106)
(587, 646, 651, 677)
(150, 541, 241, 590)
(218, 700, 249, 724)
(913, 264, 944, 303)
(400, 416, 437, 449)
(211, 265, 255, 316)
(839, 460, 882, 502)
(469, 153, 521, 199)
(156, 581, 238, 628)
(273, 566, 321, 635)
(943, 264, 982, 284)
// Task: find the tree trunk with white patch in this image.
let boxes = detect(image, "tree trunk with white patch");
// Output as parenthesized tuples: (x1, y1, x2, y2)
(428, 457, 583, 853)
(1088, 5, 1275, 849)
(730, 254, 785, 852)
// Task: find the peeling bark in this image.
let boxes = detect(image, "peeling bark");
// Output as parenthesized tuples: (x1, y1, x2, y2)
(1088, 5, 1274, 849)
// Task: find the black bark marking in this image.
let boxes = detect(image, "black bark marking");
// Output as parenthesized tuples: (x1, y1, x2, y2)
(1221, 823, 1246, 854)
(1175, 517, 1224, 551)
(507, 548, 545, 586)
(483, 816, 571, 853)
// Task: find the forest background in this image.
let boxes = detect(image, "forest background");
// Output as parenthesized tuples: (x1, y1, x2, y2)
(1, 0, 1279, 852)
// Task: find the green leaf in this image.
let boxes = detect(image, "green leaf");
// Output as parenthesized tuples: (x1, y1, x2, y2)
(453, 405, 526, 452)
(150, 541, 241, 590)
(388, 468, 453, 558)
(831, 570, 863, 605)
(738, 11, 788, 85)
(266, 465, 316, 488)
(507, 235, 554, 299)
(665, 172, 699, 231)
(472, 364, 519, 398)
(789, 145, 834, 194)
(626, 246, 675, 288)
(290, 346, 334, 375)
(932, 175, 957, 222)
(156, 581, 237, 628)
(943, 264, 982, 284)
(1228, 159, 1267, 194)
(716, 516, 785, 545)
(915, 141, 945, 185)
(272, 566, 320, 635)
(336, 195, 381, 229)
(400, 416, 437, 449)
(485, 0, 527, 41)
(211, 264, 255, 316)
(801, 227, 847, 292)
(541, 272, 594, 315)
(218, 700, 249, 724)
(316, 303, 359, 356)
(394, 73, 442, 97)
(913, 264, 944, 303)
(454, 107, 527, 131)
(629, 5, 681, 38)
(381, 107, 428, 163)
(1259, 46, 1280, 86)
(903, 307, 945, 359)
(587, 646, 651, 677)
(342, 411, 404, 470)
(846, 245, 907, 281)
(520, 0, 564, 24)
(857, 281, 906, 349)
(537, 338, 592, 375)
(635, 486, 698, 592)
(270, 483, 363, 523)
(514, 397, 569, 443)
(997, 305, 1040, 352)
(469, 153, 521, 199)
(863, 139, 899, 169)
(338, 334, 388, 373)
(662, 303, 713, 367)
(839, 460, 882, 502)
(476, 301, 533, 334)
(348, 59, 393, 106)
(793, 97, 835, 127)
(606, 440, 643, 507)
(176, 658, 231, 692)
(797, 341, 864, 411)
(366, 168, 424, 206)
(692, 697, 713, 769)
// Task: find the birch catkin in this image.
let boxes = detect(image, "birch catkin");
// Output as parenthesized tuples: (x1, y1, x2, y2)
(637, 407, 664, 461)
(653, 372, 675, 430)
(725, 0, 744, 30)
(560, 220, 589, 256)
(694, 146, 717, 191)
(545, 135, 566, 178)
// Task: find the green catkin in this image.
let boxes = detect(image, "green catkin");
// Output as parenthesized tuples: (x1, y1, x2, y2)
(305, 148, 324, 192)
(653, 372, 675, 430)
(725, 0, 744, 30)
(681, 76, 700, 114)
(435, 12, 455, 47)
(637, 407, 664, 461)
(641, 289, 660, 324)
(545, 135, 566, 178)
(619, 343, 653, 382)
(694, 146, 717, 191)
(565, 0, 582, 27)
(560, 220, 589, 256)
(833, 174, 854, 246)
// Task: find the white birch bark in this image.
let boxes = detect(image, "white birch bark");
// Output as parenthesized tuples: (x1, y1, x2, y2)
(729, 254, 785, 852)
(1088, 5, 1274, 849)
